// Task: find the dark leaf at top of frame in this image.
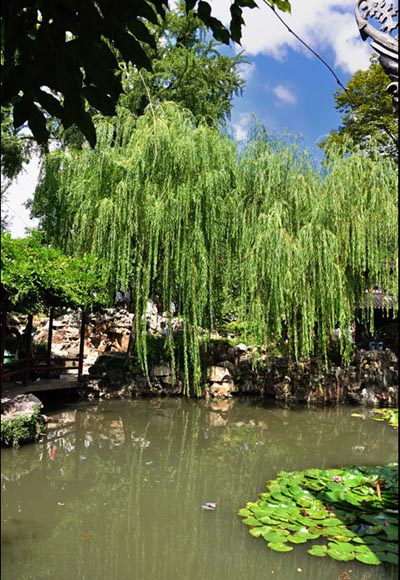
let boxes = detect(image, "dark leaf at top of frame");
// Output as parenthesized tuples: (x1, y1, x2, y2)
(74, 110, 97, 149)
(13, 97, 32, 129)
(230, 4, 245, 44)
(28, 104, 50, 147)
(81, 87, 116, 117)
(34, 90, 63, 119)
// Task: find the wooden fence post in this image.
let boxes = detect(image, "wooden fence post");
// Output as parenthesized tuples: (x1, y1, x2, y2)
(78, 309, 86, 381)
(0, 308, 7, 391)
(23, 314, 33, 386)
(46, 306, 55, 378)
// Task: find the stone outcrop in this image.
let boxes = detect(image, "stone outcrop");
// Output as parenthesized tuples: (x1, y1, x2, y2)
(30, 309, 135, 371)
(1, 393, 43, 419)
(1, 394, 46, 446)
(7, 310, 398, 406)
(76, 341, 397, 407)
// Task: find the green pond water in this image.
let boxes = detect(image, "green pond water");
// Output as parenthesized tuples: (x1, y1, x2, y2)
(1, 397, 398, 580)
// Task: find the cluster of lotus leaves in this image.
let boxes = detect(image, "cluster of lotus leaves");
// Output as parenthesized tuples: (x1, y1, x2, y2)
(371, 408, 398, 429)
(238, 464, 398, 565)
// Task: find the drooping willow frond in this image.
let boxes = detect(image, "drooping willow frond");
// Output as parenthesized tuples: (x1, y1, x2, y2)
(33, 103, 398, 394)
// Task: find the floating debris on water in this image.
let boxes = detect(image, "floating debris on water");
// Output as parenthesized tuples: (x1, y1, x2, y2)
(201, 502, 217, 510)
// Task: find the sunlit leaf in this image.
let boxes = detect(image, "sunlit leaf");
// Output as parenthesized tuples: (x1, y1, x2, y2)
(355, 551, 381, 565)
(267, 542, 293, 552)
(307, 545, 327, 557)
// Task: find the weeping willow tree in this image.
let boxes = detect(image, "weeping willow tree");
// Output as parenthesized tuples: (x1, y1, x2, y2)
(234, 131, 398, 361)
(32, 103, 398, 394)
(34, 103, 240, 394)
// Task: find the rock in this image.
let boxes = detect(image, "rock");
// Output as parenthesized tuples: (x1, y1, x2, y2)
(207, 412, 228, 426)
(1, 394, 45, 446)
(208, 399, 234, 413)
(11, 309, 395, 404)
(207, 366, 232, 383)
(1, 394, 43, 419)
(151, 363, 172, 377)
(209, 382, 234, 398)
(234, 343, 247, 353)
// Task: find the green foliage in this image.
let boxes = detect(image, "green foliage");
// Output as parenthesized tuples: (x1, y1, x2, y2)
(371, 408, 398, 429)
(239, 463, 398, 565)
(1, 0, 290, 148)
(216, 318, 258, 344)
(1, 105, 34, 195)
(319, 58, 398, 157)
(0, 231, 108, 313)
(1, 105, 36, 231)
(120, 2, 248, 128)
(1, 405, 45, 447)
(32, 103, 398, 394)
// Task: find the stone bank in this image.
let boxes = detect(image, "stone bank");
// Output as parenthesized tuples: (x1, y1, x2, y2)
(7, 309, 399, 406)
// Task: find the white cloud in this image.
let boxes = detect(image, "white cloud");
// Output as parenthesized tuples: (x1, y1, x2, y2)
(272, 83, 297, 105)
(232, 112, 254, 141)
(210, 0, 371, 74)
(237, 61, 255, 82)
(327, 15, 372, 72)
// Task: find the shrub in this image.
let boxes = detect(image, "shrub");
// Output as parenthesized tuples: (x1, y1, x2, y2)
(1, 405, 45, 447)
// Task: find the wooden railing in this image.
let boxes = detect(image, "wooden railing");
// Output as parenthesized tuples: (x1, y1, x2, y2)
(2, 355, 82, 385)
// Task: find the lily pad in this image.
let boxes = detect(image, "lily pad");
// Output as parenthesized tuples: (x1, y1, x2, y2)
(326, 528, 355, 539)
(371, 409, 398, 428)
(303, 469, 322, 479)
(239, 463, 398, 566)
(242, 516, 262, 526)
(307, 545, 328, 557)
(302, 528, 322, 539)
(352, 535, 383, 545)
(263, 532, 290, 543)
(267, 542, 293, 552)
(377, 552, 398, 564)
(259, 516, 281, 525)
(249, 526, 273, 538)
(238, 508, 252, 517)
(327, 541, 354, 553)
(283, 523, 302, 532)
(250, 507, 274, 519)
(271, 493, 292, 503)
(320, 518, 344, 527)
(327, 549, 354, 561)
(309, 510, 328, 520)
(355, 551, 382, 565)
(322, 490, 343, 502)
(287, 532, 311, 544)
(384, 526, 398, 541)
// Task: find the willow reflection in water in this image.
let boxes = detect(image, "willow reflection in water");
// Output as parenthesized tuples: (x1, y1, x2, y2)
(1, 398, 398, 580)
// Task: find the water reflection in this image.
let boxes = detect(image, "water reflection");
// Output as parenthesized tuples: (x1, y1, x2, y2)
(1, 398, 398, 580)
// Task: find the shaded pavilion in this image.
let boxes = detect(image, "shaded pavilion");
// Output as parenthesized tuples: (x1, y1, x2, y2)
(0, 282, 87, 390)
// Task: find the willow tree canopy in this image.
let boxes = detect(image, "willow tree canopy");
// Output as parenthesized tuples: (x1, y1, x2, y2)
(32, 103, 398, 394)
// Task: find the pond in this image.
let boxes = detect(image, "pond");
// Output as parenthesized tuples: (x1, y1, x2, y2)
(1, 397, 398, 580)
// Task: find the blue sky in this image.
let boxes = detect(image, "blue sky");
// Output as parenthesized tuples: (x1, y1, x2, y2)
(4, 0, 374, 237)
(224, 0, 372, 149)
(229, 48, 348, 150)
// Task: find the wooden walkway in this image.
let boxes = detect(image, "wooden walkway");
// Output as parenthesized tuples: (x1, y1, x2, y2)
(1, 374, 80, 399)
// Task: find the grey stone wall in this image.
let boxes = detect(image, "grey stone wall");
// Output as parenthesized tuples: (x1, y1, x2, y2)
(8, 310, 397, 406)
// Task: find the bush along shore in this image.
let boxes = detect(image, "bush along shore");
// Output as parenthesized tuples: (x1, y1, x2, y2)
(1, 394, 46, 447)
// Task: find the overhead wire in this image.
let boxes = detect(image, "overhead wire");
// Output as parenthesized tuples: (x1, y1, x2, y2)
(262, 0, 398, 146)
